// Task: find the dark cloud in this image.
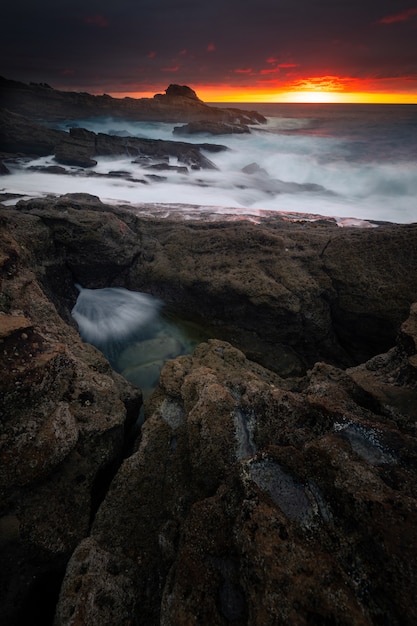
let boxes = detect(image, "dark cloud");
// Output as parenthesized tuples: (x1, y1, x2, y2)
(0, 0, 416, 96)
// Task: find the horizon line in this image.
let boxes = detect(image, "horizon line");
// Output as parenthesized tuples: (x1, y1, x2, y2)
(106, 89, 417, 105)
(3, 75, 416, 105)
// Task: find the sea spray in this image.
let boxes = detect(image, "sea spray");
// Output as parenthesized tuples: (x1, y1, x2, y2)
(71, 285, 207, 398)
(71, 285, 161, 361)
(3, 104, 417, 223)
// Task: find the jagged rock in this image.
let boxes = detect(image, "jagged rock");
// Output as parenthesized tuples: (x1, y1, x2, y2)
(0, 108, 225, 170)
(0, 76, 266, 124)
(55, 325, 417, 625)
(53, 126, 97, 167)
(241, 161, 268, 176)
(164, 84, 201, 100)
(0, 160, 10, 174)
(0, 203, 142, 625)
(28, 164, 68, 174)
(124, 212, 417, 372)
(1, 196, 417, 624)
(0, 108, 63, 156)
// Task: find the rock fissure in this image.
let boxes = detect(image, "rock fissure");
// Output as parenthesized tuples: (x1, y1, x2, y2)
(1, 196, 417, 625)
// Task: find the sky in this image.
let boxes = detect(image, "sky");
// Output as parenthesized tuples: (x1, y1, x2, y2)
(1, 1, 417, 103)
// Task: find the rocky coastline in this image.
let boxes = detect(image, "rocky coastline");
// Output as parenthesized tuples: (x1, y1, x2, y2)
(0, 77, 266, 125)
(1, 80, 417, 625)
(0, 78, 266, 182)
(0, 192, 417, 625)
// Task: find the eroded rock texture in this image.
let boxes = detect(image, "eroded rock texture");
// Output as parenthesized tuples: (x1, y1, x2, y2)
(0, 204, 142, 625)
(56, 331, 417, 625)
(0, 195, 417, 625)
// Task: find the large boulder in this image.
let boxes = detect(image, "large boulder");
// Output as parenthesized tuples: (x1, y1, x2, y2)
(0, 202, 142, 625)
(123, 213, 417, 373)
(55, 324, 417, 625)
(164, 84, 201, 100)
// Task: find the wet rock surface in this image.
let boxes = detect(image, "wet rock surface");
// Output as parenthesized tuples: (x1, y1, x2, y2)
(0, 195, 417, 624)
(57, 334, 417, 626)
(0, 80, 265, 177)
(0, 108, 226, 171)
(0, 201, 142, 625)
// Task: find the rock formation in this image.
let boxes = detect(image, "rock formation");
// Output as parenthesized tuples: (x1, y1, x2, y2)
(0, 77, 266, 124)
(1, 194, 417, 625)
(0, 108, 226, 170)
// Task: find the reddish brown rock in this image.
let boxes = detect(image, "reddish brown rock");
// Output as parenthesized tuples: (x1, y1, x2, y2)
(0, 211, 142, 625)
(55, 327, 417, 625)
(0, 196, 417, 624)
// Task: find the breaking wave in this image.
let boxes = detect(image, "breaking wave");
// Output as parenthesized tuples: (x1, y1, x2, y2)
(2, 104, 417, 224)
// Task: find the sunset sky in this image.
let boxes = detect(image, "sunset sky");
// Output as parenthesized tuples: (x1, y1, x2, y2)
(1, 1, 417, 103)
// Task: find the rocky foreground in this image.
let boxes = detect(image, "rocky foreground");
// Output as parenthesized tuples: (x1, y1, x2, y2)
(1, 194, 417, 625)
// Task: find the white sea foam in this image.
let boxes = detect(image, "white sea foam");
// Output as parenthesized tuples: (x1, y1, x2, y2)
(2, 106, 417, 224)
(71, 286, 161, 346)
(71, 284, 204, 397)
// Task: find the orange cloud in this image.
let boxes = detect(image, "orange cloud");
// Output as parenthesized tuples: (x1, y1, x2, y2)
(234, 68, 252, 74)
(161, 65, 180, 72)
(147, 51, 156, 59)
(207, 43, 216, 52)
(289, 75, 351, 92)
(378, 6, 417, 24)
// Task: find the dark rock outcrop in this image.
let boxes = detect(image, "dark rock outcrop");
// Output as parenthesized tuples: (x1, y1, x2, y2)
(0, 108, 226, 170)
(55, 329, 417, 625)
(120, 210, 417, 374)
(0, 160, 10, 174)
(163, 84, 201, 100)
(3, 195, 417, 374)
(0, 203, 142, 625)
(0, 108, 63, 157)
(0, 76, 266, 124)
(1, 195, 417, 625)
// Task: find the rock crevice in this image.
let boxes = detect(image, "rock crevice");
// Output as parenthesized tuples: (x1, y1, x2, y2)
(1, 196, 417, 624)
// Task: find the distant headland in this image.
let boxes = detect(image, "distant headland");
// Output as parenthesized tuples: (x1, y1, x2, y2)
(0, 76, 266, 124)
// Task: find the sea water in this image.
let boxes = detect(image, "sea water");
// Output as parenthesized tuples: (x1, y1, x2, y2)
(1, 103, 416, 224)
(72, 285, 209, 399)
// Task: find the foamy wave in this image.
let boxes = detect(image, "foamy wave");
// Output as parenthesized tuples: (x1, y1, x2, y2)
(2, 110, 416, 225)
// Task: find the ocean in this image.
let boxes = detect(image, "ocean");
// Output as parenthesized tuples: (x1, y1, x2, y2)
(2, 103, 417, 224)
